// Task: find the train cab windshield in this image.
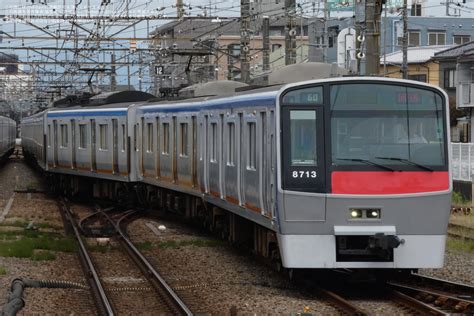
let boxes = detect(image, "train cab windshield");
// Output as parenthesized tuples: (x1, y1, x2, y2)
(280, 81, 447, 193)
(330, 83, 447, 170)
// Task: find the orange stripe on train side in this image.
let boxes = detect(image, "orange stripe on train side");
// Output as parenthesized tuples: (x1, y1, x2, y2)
(225, 195, 239, 205)
(244, 202, 261, 213)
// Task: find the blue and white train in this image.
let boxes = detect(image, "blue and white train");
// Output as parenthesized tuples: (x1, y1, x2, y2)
(21, 77, 451, 270)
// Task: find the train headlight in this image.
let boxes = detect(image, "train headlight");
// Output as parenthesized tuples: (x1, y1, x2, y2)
(366, 209, 381, 219)
(350, 209, 362, 218)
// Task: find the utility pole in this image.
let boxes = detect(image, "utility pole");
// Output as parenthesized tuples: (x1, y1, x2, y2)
(262, 16, 270, 72)
(401, 0, 408, 79)
(364, 0, 382, 76)
(111, 53, 116, 91)
(323, 0, 329, 63)
(355, 0, 365, 75)
(240, 0, 251, 83)
(177, 0, 184, 18)
(285, 0, 296, 65)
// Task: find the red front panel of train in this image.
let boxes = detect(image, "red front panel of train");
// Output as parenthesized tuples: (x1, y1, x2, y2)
(331, 171, 450, 194)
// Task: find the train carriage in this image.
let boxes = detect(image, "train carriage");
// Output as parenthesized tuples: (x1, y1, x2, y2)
(21, 76, 452, 270)
(0, 116, 16, 160)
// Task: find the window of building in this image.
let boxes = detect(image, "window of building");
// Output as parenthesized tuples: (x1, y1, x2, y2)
(146, 123, 153, 152)
(227, 122, 235, 166)
(99, 124, 108, 150)
(79, 124, 87, 149)
(60, 124, 68, 147)
(247, 122, 256, 170)
(428, 32, 446, 45)
(210, 122, 217, 162)
(444, 69, 456, 89)
(271, 43, 282, 52)
(227, 43, 240, 64)
(453, 35, 471, 45)
(408, 74, 427, 82)
(180, 122, 188, 156)
(397, 31, 420, 46)
(163, 123, 169, 154)
(411, 3, 422, 16)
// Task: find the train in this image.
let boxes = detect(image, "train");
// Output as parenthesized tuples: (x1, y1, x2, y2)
(0, 116, 16, 161)
(21, 76, 451, 270)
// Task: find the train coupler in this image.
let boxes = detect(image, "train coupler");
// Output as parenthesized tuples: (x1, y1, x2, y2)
(368, 233, 402, 250)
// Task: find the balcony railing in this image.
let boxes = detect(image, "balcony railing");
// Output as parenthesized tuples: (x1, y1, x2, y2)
(452, 142, 474, 181)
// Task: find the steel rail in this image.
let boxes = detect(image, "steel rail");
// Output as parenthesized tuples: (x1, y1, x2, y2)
(409, 273, 474, 296)
(388, 282, 474, 314)
(59, 199, 115, 316)
(387, 288, 447, 316)
(313, 286, 371, 316)
(100, 209, 193, 316)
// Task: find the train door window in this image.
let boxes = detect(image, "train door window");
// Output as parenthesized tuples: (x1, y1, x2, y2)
(227, 122, 235, 166)
(48, 125, 51, 147)
(99, 124, 108, 150)
(180, 122, 188, 156)
(290, 111, 317, 166)
(247, 122, 256, 170)
(121, 124, 126, 151)
(163, 122, 170, 154)
(60, 124, 68, 148)
(133, 124, 137, 151)
(147, 123, 153, 152)
(79, 124, 87, 149)
(210, 122, 217, 163)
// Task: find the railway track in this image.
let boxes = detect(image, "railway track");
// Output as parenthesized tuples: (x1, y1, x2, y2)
(448, 223, 474, 241)
(59, 198, 192, 315)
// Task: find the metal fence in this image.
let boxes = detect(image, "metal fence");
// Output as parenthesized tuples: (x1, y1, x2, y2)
(452, 142, 474, 181)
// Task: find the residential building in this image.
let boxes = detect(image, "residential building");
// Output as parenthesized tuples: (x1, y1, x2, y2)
(381, 45, 452, 85)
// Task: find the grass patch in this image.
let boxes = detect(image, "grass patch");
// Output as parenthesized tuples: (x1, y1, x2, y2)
(0, 220, 62, 230)
(31, 251, 56, 261)
(136, 241, 154, 251)
(452, 191, 471, 207)
(446, 237, 474, 253)
(0, 266, 6, 275)
(0, 233, 77, 259)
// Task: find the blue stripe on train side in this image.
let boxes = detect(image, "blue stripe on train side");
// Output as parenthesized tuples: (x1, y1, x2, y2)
(138, 95, 277, 115)
(47, 110, 127, 118)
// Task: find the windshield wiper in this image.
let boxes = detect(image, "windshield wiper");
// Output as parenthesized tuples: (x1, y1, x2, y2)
(335, 158, 396, 172)
(375, 157, 433, 172)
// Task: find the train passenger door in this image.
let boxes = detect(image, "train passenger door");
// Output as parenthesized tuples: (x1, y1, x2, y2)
(53, 120, 58, 167)
(198, 115, 209, 193)
(71, 119, 76, 169)
(191, 116, 197, 187)
(90, 119, 97, 172)
(112, 119, 118, 174)
(172, 116, 178, 183)
(224, 113, 240, 205)
(242, 112, 261, 213)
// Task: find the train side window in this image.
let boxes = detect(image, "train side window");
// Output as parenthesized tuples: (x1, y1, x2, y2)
(210, 122, 217, 163)
(121, 124, 126, 151)
(79, 124, 87, 149)
(99, 124, 108, 150)
(180, 122, 188, 156)
(60, 124, 68, 148)
(227, 122, 235, 166)
(147, 123, 153, 152)
(163, 122, 169, 154)
(247, 122, 256, 170)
